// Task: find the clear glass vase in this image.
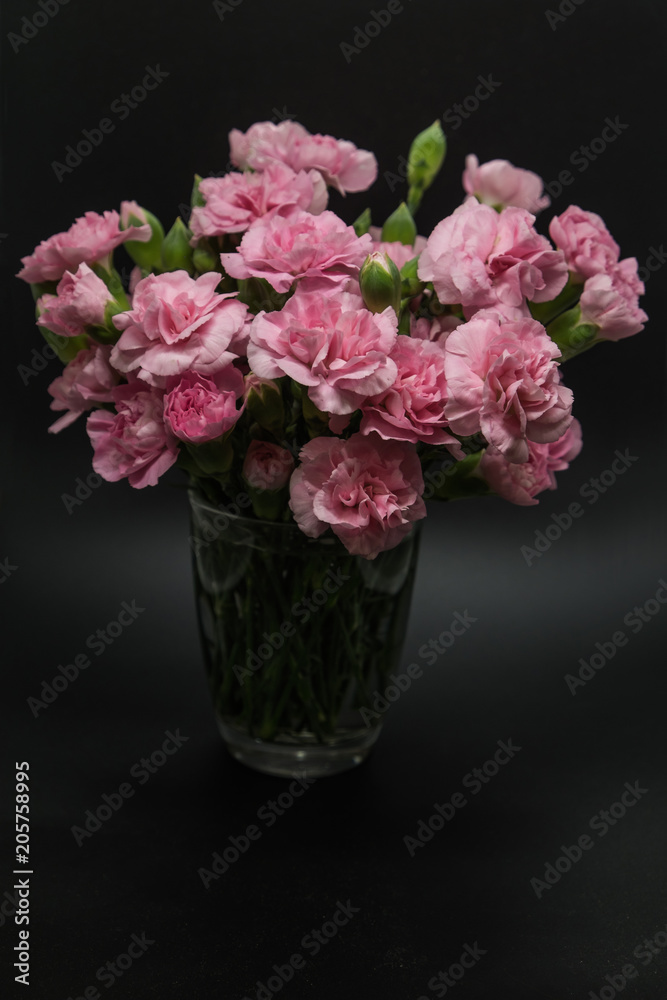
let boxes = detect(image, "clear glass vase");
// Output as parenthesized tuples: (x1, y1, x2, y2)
(188, 490, 422, 777)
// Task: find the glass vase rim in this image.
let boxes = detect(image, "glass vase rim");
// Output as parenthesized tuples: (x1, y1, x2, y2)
(187, 486, 423, 548)
(188, 487, 304, 530)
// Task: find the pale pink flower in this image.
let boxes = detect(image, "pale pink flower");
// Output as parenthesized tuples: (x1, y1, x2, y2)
(229, 120, 377, 194)
(410, 313, 463, 344)
(17, 210, 151, 283)
(86, 382, 179, 489)
(36, 263, 113, 338)
(549, 205, 620, 281)
(368, 227, 428, 270)
(546, 417, 583, 476)
(243, 441, 294, 491)
(120, 200, 149, 227)
(220, 208, 372, 293)
(418, 198, 568, 318)
(128, 266, 143, 296)
(463, 154, 550, 213)
(479, 419, 583, 506)
(289, 432, 426, 559)
(247, 283, 398, 415)
(110, 271, 247, 386)
(443, 311, 573, 463)
(189, 163, 327, 242)
(47, 344, 119, 434)
(229, 120, 309, 172)
(163, 368, 245, 444)
(361, 335, 463, 453)
(579, 258, 647, 341)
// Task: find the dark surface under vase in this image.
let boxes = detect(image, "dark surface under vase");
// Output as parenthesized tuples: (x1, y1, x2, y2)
(188, 490, 423, 777)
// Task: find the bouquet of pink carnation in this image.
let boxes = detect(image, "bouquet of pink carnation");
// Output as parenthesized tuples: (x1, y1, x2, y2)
(18, 119, 647, 561)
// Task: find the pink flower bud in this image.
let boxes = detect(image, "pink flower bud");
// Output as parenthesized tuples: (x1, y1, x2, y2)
(242, 441, 294, 491)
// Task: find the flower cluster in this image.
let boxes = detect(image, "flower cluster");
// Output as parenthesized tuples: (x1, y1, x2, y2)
(18, 119, 647, 558)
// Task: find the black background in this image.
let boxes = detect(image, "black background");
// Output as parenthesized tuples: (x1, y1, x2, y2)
(2, 1, 667, 997)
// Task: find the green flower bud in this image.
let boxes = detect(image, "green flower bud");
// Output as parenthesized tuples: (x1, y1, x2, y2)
(546, 305, 599, 360)
(245, 375, 285, 438)
(381, 202, 417, 246)
(38, 324, 88, 363)
(192, 247, 220, 274)
(407, 120, 446, 214)
(360, 251, 402, 314)
(427, 451, 491, 501)
(245, 484, 287, 521)
(185, 437, 234, 476)
(529, 274, 582, 326)
(162, 218, 194, 273)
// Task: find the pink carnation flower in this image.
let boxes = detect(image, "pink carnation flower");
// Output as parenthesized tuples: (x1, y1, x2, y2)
(120, 200, 150, 227)
(111, 271, 247, 387)
(463, 154, 550, 213)
(361, 335, 463, 453)
(128, 266, 143, 297)
(189, 163, 327, 241)
(87, 382, 179, 489)
(368, 228, 428, 270)
(17, 210, 151, 284)
(36, 263, 113, 338)
(47, 344, 119, 434)
(579, 259, 647, 341)
(229, 120, 377, 194)
(247, 284, 398, 415)
(418, 198, 568, 319)
(289, 432, 426, 559)
(410, 313, 463, 344)
(549, 205, 620, 281)
(479, 419, 583, 506)
(443, 312, 573, 463)
(220, 208, 372, 293)
(163, 368, 245, 444)
(243, 441, 295, 491)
